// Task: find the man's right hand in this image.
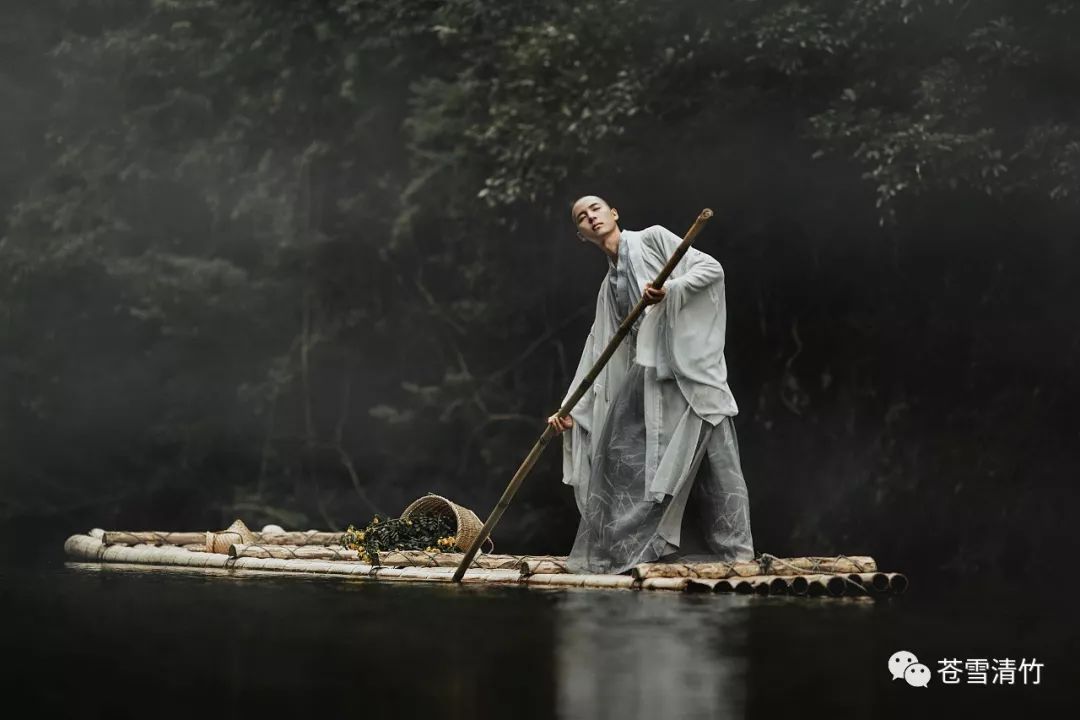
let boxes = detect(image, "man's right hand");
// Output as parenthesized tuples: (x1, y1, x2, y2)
(547, 413, 574, 435)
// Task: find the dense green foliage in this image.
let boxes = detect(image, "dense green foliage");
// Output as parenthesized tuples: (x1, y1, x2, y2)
(2, 0, 1077, 579)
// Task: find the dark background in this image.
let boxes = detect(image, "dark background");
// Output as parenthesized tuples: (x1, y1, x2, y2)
(2, 0, 1078, 589)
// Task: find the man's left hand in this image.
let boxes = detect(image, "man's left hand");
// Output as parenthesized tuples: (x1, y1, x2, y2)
(642, 282, 667, 305)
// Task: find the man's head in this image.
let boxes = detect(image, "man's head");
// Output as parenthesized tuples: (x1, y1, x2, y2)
(571, 195, 620, 242)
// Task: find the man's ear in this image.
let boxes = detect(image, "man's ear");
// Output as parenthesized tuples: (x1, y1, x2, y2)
(610, 208, 619, 221)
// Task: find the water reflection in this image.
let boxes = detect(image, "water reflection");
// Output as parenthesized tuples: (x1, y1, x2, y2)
(4, 562, 1069, 717)
(555, 591, 752, 719)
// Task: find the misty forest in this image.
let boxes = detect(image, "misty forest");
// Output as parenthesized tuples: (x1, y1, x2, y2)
(3, 0, 1078, 583)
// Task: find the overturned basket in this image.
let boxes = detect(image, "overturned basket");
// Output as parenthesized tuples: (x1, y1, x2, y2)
(400, 494, 493, 554)
(205, 518, 256, 554)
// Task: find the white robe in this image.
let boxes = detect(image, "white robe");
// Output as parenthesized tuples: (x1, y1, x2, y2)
(561, 225, 739, 521)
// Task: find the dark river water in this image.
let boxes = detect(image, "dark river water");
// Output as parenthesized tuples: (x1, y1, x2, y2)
(1, 555, 1073, 718)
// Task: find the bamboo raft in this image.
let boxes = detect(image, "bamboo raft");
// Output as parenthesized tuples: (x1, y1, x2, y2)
(63, 527, 907, 598)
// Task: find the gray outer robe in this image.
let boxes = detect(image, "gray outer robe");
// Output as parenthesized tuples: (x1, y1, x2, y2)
(561, 225, 739, 546)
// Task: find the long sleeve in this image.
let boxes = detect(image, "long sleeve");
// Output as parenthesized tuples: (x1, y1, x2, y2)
(632, 225, 738, 425)
(560, 280, 633, 513)
(647, 225, 724, 297)
(561, 320, 597, 513)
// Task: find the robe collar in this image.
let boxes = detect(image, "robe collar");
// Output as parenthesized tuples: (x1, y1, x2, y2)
(604, 228, 631, 272)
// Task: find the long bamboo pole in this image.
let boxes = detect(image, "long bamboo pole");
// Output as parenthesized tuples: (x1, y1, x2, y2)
(452, 209, 716, 583)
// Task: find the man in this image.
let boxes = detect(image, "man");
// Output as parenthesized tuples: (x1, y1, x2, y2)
(549, 195, 754, 574)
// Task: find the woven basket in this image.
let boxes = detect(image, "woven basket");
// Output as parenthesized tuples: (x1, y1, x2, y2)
(400, 494, 492, 553)
(205, 518, 256, 554)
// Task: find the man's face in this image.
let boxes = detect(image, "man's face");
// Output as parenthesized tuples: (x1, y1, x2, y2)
(572, 196, 619, 241)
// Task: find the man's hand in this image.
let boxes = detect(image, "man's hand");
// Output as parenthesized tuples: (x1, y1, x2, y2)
(548, 413, 574, 435)
(642, 282, 667, 305)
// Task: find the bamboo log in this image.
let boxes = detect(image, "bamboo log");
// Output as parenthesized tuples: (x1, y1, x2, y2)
(102, 531, 208, 546)
(372, 550, 449, 567)
(886, 572, 908, 594)
(229, 544, 360, 561)
(689, 575, 789, 594)
(641, 577, 690, 592)
(734, 574, 816, 595)
(841, 572, 906, 594)
(759, 555, 877, 575)
(228, 556, 371, 575)
(371, 566, 521, 584)
(65, 534, 105, 560)
(712, 575, 821, 596)
(686, 578, 723, 592)
(805, 574, 847, 597)
(65, 534, 234, 568)
(843, 578, 870, 596)
(631, 561, 751, 580)
(789, 576, 810, 595)
(695, 576, 790, 593)
(249, 532, 344, 546)
(754, 576, 792, 595)
(520, 559, 571, 576)
(525, 574, 637, 590)
(711, 577, 796, 593)
(100, 528, 347, 547)
(732, 578, 755, 594)
(846, 572, 890, 593)
(632, 557, 879, 581)
(631, 562, 729, 580)
(373, 551, 564, 570)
